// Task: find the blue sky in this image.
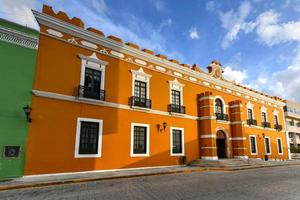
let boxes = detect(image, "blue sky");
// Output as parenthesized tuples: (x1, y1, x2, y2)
(1, 0, 300, 102)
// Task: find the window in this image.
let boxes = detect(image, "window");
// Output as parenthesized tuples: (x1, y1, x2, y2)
(277, 138, 283, 155)
(75, 118, 103, 158)
(131, 68, 152, 108)
(131, 123, 150, 157)
(261, 112, 267, 123)
(171, 90, 181, 106)
(79, 53, 107, 101)
(249, 136, 257, 155)
(83, 68, 103, 100)
(264, 136, 271, 155)
(170, 127, 184, 156)
(248, 108, 254, 120)
(215, 99, 223, 114)
(169, 78, 185, 114)
(274, 115, 279, 126)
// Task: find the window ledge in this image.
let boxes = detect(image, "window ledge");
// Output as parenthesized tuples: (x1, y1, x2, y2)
(131, 106, 151, 112)
(169, 112, 185, 117)
(171, 153, 185, 156)
(130, 154, 149, 157)
(77, 97, 105, 104)
(216, 120, 230, 124)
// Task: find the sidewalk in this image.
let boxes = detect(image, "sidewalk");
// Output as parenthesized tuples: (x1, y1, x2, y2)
(1, 160, 300, 191)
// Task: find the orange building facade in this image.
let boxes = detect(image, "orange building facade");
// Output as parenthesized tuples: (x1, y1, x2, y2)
(24, 5, 289, 175)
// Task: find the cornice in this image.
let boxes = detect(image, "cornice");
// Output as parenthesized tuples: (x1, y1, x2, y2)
(0, 25, 38, 49)
(32, 10, 285, 107)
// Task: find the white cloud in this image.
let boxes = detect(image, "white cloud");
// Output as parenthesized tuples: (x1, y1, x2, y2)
(219, 1, 254, 49)
(255, 10, 300, 46)
(223, 66, 247, 84)
(246, 47, 300, 101)
(0, 0, 38, 29)
(189, 27, 199, 40)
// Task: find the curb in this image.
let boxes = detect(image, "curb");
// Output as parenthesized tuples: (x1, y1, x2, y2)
(0, 168, 205, 191)
(0, 164, 299, 191)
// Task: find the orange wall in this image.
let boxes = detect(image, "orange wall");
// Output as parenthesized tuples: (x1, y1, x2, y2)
(24, 24, 288, 175)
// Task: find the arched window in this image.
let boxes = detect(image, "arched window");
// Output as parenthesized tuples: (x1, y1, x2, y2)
(215, 98, 223, 114)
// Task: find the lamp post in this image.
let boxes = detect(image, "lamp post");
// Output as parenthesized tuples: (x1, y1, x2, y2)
(23, 105, 32, 123)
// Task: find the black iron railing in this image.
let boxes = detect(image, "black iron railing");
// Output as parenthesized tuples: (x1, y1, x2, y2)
(274, 124, 282, 131)
(168, 104, 186, 114)
(78, 85, 105, 101)
(247, 119, 257, 126)
(215, 113, 229, 121)
(129, 96, 151, 109)
(262, 122, 271, 128)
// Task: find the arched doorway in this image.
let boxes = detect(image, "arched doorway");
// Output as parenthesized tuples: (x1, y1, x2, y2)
(216, 130, 227, 158)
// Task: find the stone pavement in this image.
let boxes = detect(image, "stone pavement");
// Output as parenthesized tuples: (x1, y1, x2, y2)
(1, 160, 300, 191)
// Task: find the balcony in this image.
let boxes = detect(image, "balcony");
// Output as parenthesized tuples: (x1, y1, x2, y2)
(262, 122, 271, 128)
(215, 113, 228, 121)
(78, 85, 105, 101)
(129, 96, 151, 109)
(247, 119, 257, 126)
(274, 124, 283, 131)
(168, 104, 186, 114)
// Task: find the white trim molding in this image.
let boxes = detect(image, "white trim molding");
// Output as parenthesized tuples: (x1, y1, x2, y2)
(74, 117, 103, 158)
(229, 137, 246, 141)
(214, 95, 227, 114)
(131, 67, 152, 99)
(200, 134, 216, 138)
(276, 137, 283, 155)
(0, 25, 38, 49)
(79, 52, 107, 91)
(130, 123, 150, 157)
(249, 135, 258, 155)
(32, 10, 286, 107)
(170, 127, 185, 156)
(264, 136, 272, 155)
(169, 78, 184, 106)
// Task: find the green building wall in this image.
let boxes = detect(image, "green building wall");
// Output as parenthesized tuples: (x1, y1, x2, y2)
(0, 19, 38, 179)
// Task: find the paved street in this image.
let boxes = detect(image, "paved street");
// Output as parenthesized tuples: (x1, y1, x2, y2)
(1, 166, 300, 200)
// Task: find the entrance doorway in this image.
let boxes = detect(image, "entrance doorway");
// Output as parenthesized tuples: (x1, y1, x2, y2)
(216, 130, 227, 158)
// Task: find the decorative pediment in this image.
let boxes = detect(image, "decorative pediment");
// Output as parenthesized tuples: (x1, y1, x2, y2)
(207, 60, 224, 80)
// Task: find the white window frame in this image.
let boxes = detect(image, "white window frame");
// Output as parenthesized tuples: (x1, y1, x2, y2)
(214, 95, 226, 114)
(131, 68, 152, 98)
(273, 110, 279, 125)
(277, 137, 283, 155)
(261, 106, 268, 122)
(264, 136, 272, 155)
(130, 123, 150, 157)
(169, 78, 184, 105)
(74, 117, 103, 158)
(79, 53, 108, 91)
(249, 135, 258, 155)
(247, 102, 255, 120)
(170, 127, 185, 156)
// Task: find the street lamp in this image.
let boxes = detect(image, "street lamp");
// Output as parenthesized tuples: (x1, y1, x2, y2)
(23, 105, 32, 123)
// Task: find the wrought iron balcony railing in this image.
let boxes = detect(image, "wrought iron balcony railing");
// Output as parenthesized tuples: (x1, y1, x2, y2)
(262, 122, 271, 128)
(247, 119, 257, 126)
(78, 85, 105, 101)
(215, 113, 229, 121)
(129, 96, 151, 109)
(274, 124, 283, 131)
(168, 104, 186, 114)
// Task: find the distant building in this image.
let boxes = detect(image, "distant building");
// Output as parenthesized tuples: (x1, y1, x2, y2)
(284, 100, 300, 152)
(0, 19, 38, 178)
(23, 5, 289, 176)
